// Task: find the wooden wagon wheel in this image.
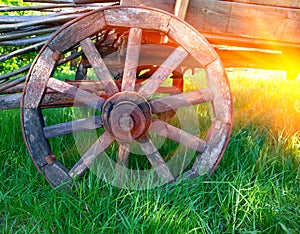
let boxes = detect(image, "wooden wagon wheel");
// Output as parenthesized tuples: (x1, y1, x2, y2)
(21, 6, 233, 189)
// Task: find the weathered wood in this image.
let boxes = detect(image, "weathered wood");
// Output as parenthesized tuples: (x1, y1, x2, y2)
(0, 84, 24, 94)
(19, 5, 233, 187)
(0, 26, 59, 42)
(149, 89, 213, 114)
(0, 80, 184, 109)
(206, 58, 232, 124)
(168, 18, 218, 66)
(122, 0, 300, 49)
(215, 48, 290, 70)
(0, 93, 22, 109)
(0, 41, 44, 63)
(0, 35, 50, 46)
(115, 142, 130, 188)
(206, 33, 300, 51)
(68, 132, 115, 178)
(150, 119, 207, 153)
(201, 0, 300, 46)
(0, 76, 26, 93)
(0, 90, 87, 109)
(57, 80, 180, 94)
(0, 14, 83, 32)
(137, 135, 174, 182)
(0, 92, 77, 109)
(138, 45, 300, 70)
(174, 0, 190, 19)
(138, 46, 188, 99)
(23, 47, 55, 109)
(22, 108, 51, 167)
(116, 142, 130, 166)
(121, 28, 142, 92)
(227, 0, 300, 9)
(43, 161, 71, 188)
(0, 15, 46, 23)
(63, 80, 105, 93)
(192, 122, 231, 175)
(0, 4, 77, 12)
(47, 77, 106, 109)
(43, 116, 103, 139)
(104, 7, 172, 33)
(0, 66, 29, 81)
(48, 10, 106, 52)
(0, 49, 82, 85)
(80, 38, 119, 96)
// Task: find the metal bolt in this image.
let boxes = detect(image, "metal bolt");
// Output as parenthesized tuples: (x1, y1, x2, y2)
(119, 114, 134, 132)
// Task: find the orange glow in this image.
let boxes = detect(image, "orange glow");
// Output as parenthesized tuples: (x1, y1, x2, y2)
(227, 68, 300, 136)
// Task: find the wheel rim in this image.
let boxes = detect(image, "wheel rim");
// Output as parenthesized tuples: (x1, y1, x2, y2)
(21, 6, 233, 189)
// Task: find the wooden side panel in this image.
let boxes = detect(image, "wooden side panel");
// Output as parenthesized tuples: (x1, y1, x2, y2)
(121, 0, 300, 46)
(186, 0, 300, 44)
(227, 0, 300, 9)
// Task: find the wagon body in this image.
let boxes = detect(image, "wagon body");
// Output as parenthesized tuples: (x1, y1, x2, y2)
(121, 0, 300, 71)
(0, 0, 299, 188)
(1, 0, 299, 98)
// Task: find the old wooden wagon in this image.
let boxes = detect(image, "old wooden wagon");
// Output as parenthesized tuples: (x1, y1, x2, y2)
(0, 0, 299, 188)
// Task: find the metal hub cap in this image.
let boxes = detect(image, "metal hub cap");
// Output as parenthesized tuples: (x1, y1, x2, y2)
(102, 91, 152, 142)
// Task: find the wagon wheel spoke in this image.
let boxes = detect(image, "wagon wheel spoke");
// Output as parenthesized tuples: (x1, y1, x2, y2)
(68, 132, 115, 178)
(150, 119, 207, 153)
(149, 89, 213, 114)
(116, 142, 130, 187)
(43, 116, 103, 139)
(121, 28, 142, 92)
(80, 37, 119, 96)
(137, 135, 174, 181)
(47, 77, 105, 110)
(138, 46, 188, 99)
(116, 142, 130, 167)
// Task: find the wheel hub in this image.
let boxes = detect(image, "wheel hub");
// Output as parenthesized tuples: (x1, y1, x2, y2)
(102, 92, 152, 142)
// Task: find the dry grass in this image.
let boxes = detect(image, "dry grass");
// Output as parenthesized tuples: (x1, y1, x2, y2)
(228, 68, 300, 136)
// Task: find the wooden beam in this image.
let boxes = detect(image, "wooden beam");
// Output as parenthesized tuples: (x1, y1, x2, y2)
(0, 92, 76, 110)
(174, 0, 190, 19)
(0, 4, 79, 12)
(215, 48, 284, 70)
(0, 93, 22, 110)
(0, 27, 59, 42)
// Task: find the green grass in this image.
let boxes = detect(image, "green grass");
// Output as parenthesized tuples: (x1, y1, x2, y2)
(1, 69, 299, 233)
